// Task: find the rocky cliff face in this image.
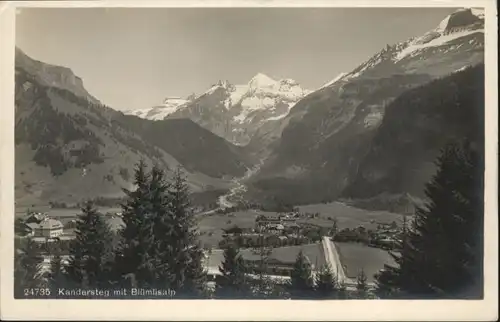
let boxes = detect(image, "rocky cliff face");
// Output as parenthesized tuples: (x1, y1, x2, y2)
(15, 48, 100, 104)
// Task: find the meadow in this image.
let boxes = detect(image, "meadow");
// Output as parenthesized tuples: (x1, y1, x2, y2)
(196, 209, 274, 248)
(335, 241, 397, 283)
(298, 202, 407, 229)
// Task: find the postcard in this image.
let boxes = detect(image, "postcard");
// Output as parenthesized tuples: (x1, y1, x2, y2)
(0, 0, 497, 320)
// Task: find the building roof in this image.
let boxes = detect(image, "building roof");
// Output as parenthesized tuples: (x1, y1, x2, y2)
(25, 222, 39, 230)
(58, 235, 76, 241)
(38, 218, 63, 230)
(257, 215, 281, 221)
(25, 212, 47, 223)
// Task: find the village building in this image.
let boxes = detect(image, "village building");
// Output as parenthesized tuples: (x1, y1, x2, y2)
(35, 218, 64, 238)
(25, 212, 48, 224)
(267, 223, 285, 234)
(255, 213, 299, 233)
(278, 214, 297, 223)
(255, 215, 281, 227)
(24, 222, 39, 237)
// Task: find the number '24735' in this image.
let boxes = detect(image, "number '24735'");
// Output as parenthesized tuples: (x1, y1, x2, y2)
(24, 288, 51, 296)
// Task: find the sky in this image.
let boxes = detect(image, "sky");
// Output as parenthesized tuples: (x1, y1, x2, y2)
(16, 7, 459, 111)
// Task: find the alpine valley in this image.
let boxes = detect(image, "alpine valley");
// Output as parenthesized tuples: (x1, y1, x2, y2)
(15, 8, 485, 213)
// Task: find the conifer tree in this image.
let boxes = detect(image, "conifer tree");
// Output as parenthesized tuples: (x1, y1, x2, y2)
(355, 268, 369, 299)
(331, 217, 339, 237)
(336, 279, 349, 299)
(47, 250, 68, 292)
(14, 240, 44, 297)
(375, 140, 483, 298)
(289, 250, 315, 298)
(216, 244, 249, 298)
(315, 264, 338, 298)
(115, 160, 157, 288)
(148, 164, 174, 288)
(265, 277, 289, 299)
(252, 230, 273, 298)
(374, 214, 415, 298)
(166, 167, 207, 297)
(66, 201, 113, 288)
(116, 163, 207, 296)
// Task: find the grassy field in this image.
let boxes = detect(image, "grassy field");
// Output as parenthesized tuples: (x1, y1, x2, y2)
(197, 201, 407, 247)
(298, 202, 407, 230)
(335, 241, 396, 283)
(196, 209, 278, 248)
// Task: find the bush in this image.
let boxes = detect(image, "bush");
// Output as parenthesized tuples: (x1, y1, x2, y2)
(119, 167, 130, 181)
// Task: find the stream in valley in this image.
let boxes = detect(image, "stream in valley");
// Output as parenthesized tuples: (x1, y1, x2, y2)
(217, 162, 263, 209)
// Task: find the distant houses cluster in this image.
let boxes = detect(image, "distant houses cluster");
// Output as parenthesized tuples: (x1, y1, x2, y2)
(255, 213, 300, 233)
(22, 212, 65, 240)
(218, 212, 325, 249)
(332, 221, 402, 250)
(17, 210, 125, 243)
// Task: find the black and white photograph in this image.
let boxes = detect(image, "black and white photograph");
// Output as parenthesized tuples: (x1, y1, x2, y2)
(0, 0, 497, 320)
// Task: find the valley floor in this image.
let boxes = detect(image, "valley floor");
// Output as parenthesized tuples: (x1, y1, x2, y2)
(16, 200, 403, 284)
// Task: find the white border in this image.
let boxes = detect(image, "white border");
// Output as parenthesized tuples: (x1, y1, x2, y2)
(1, 0, 498, 320)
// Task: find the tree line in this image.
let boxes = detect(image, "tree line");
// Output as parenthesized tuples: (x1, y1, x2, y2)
(14, 139, 483, 299)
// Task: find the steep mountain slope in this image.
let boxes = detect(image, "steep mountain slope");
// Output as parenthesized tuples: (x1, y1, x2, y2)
(127, 73, 311, 146)
(343, 64, 484, 199)
(249, 8, 484, 206)
(15, 66, 174, 206)
(113, 115, 252, 178)
(14, 52, 243, 207)
(15, 48, 100, 104)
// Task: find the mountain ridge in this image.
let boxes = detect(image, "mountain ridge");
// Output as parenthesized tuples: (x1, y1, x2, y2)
(15, 48, 101, 105)
(126, 72, 311, 146)
(247, 7, 485, 206)
(14, 53, 249, 207)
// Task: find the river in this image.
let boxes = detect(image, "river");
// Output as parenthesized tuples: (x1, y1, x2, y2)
(217, 162, 263, 209)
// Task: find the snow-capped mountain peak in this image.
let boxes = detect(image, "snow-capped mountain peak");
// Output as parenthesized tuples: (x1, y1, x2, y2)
(127, 72, 310, 140)
(435, 7, 483, 34)
(340, 7, 484, 81)
(320, 72, 348, 89)
(216, 79, 233, 89)
(162, 96, 187, 105)
(394, 8, 484, 62)
(129, 73, 311, 145)
(470, 8, 485, 19)
(126, 96, 190, 120)
(248, 73, 278, 90)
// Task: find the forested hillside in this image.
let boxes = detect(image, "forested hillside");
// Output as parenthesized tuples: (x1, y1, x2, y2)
(344, 64, 484, 199)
